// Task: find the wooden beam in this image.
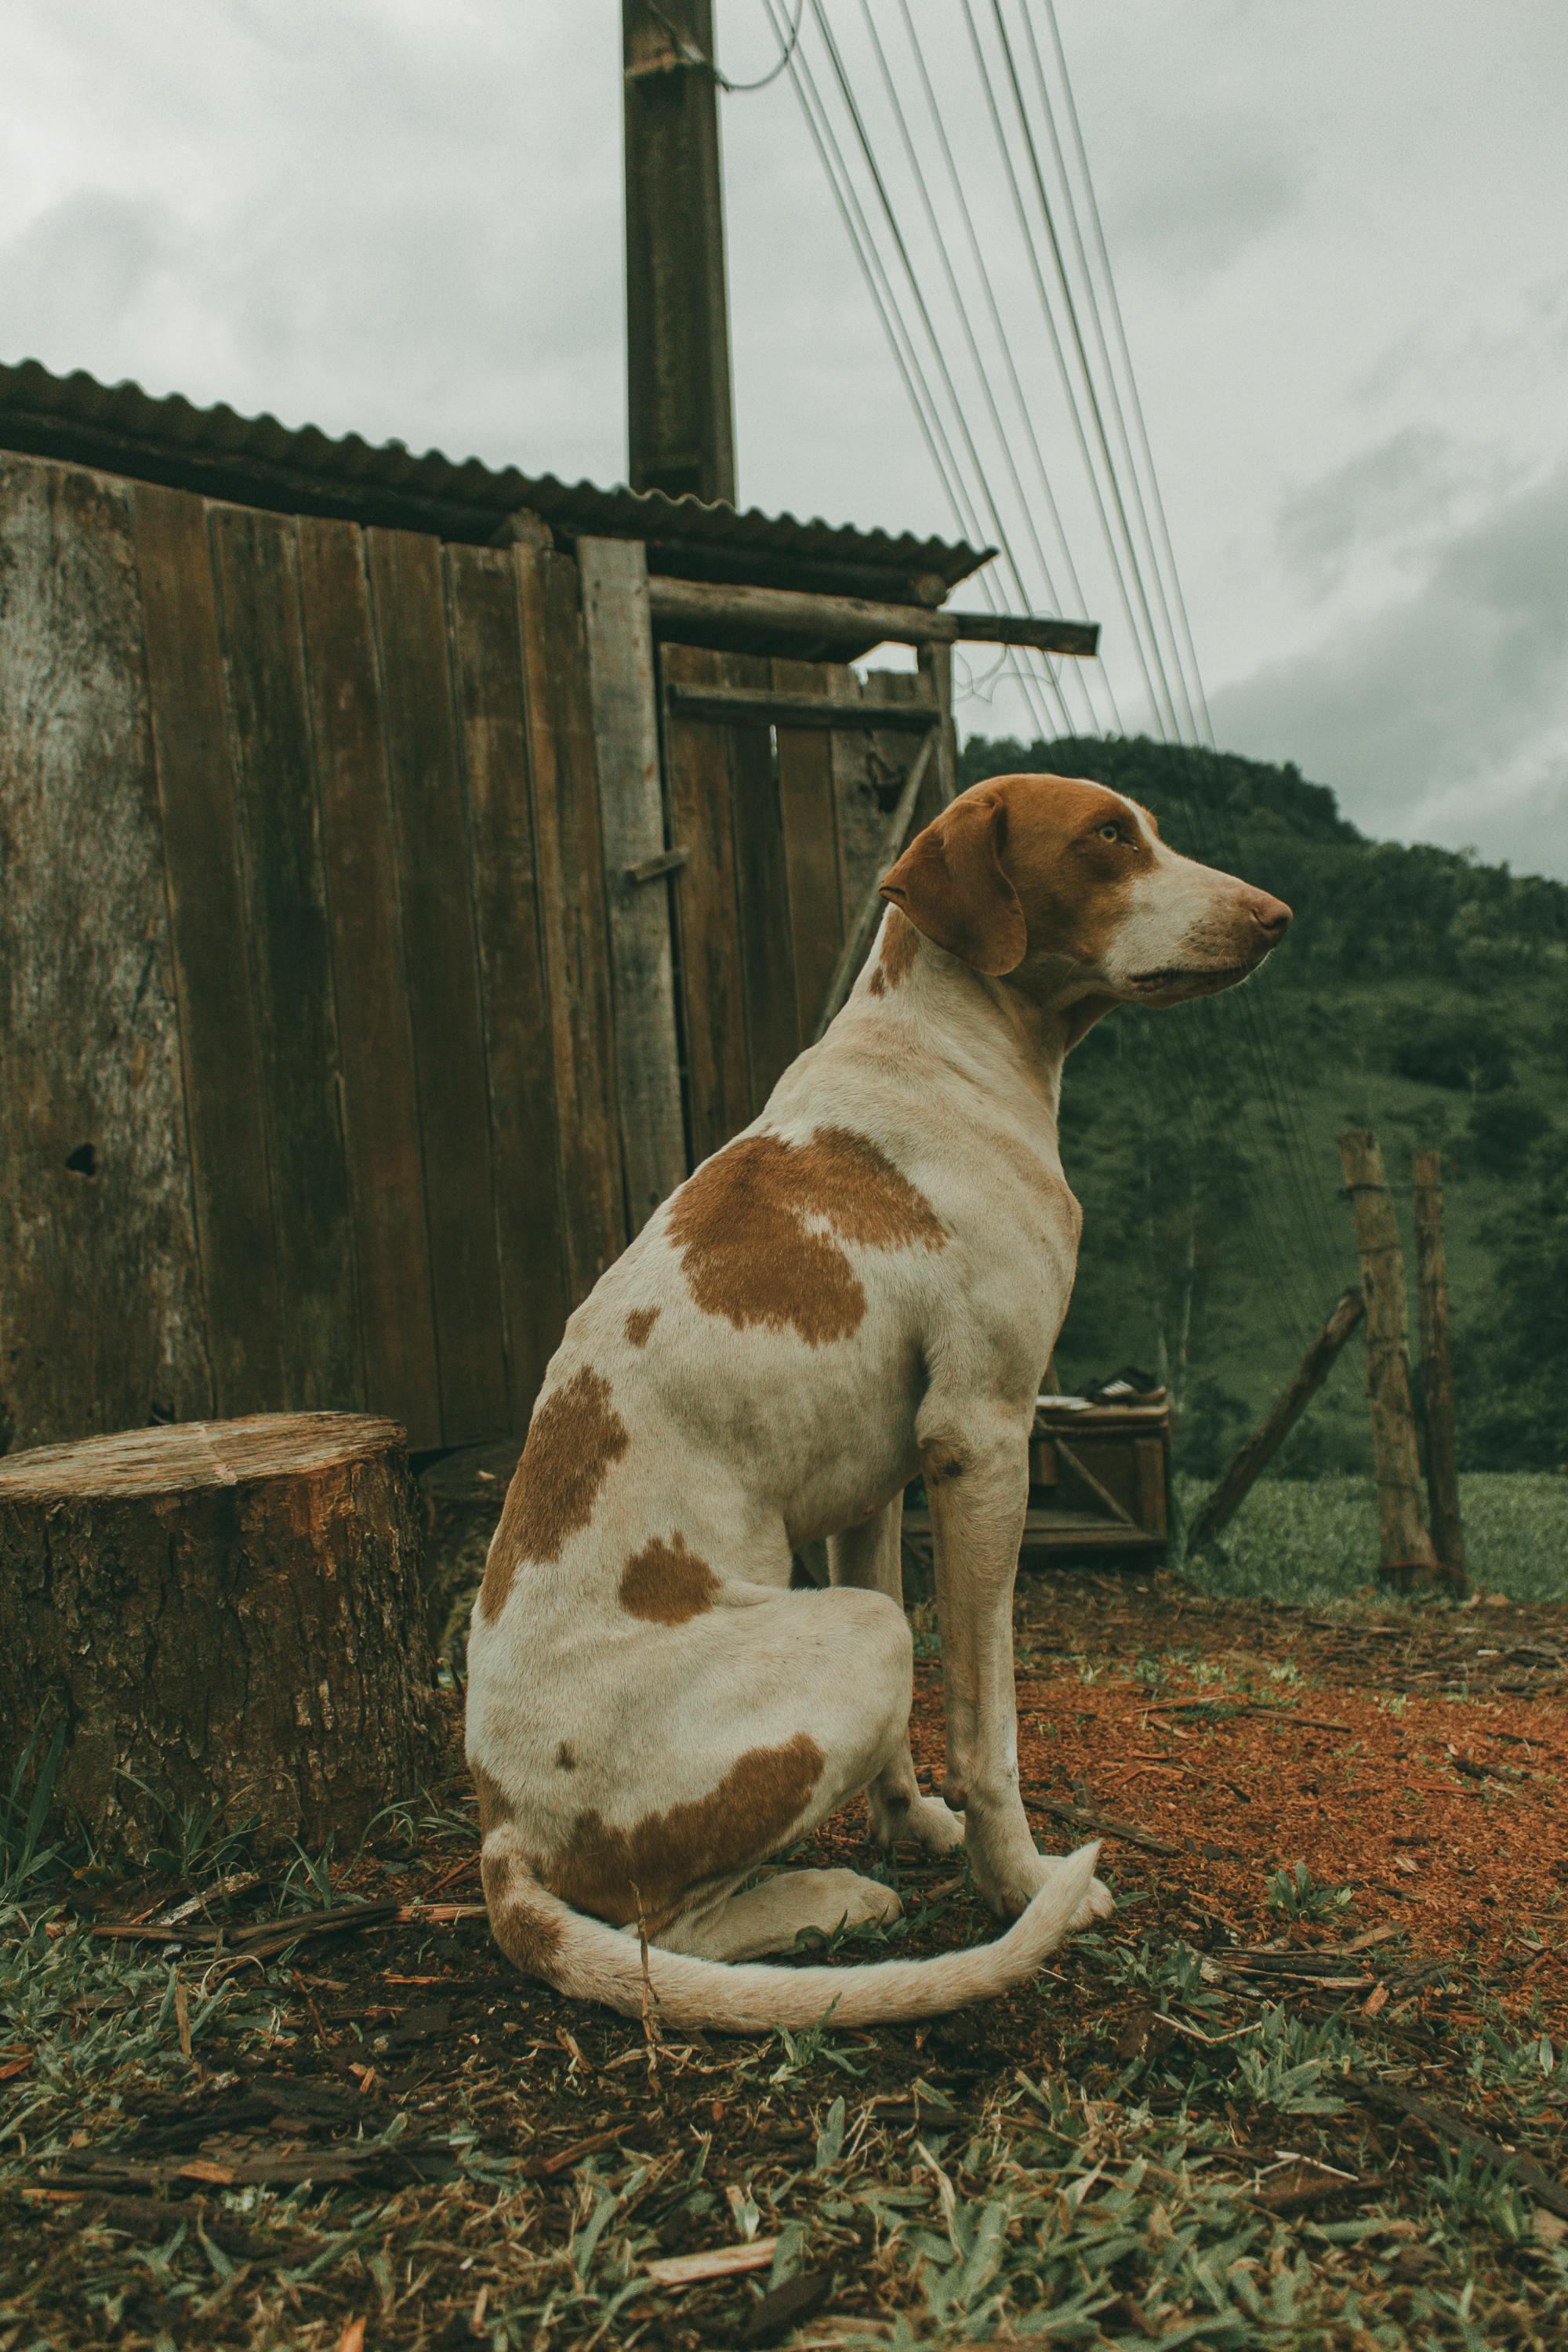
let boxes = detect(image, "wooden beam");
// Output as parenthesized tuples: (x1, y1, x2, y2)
(813, 731, 936, 1040)
(666, 682, 938, 731)
(1054, 1439, 1138, 1527)
(1337, 1131, 1440, 1588)
(919, 641, 960, 807)
(647, 572, 1099, 656)
(1186, 1288, 1365, 1554)
(1413, 1150, 1468, 1598)
(577, 536, 688, 1233)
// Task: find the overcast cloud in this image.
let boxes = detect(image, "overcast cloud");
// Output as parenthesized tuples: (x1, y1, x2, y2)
(3, 2, 1565, 877)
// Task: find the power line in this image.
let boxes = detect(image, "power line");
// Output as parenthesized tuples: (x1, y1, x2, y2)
(852, 0, 1099, 732)
(1040, 0, 1215, 744)
(766, 0, 1062, 739)
(978, 0, 1192, 743)
(806, 0, 1080, 738)
(955, 0, 1179, 742)
(1008, 0, 1204, 745)
(715, 0, 804, 93)
(884, 0, 1119, 737)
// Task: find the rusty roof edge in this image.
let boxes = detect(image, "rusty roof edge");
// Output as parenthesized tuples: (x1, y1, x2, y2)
(0, 357, 994, 591)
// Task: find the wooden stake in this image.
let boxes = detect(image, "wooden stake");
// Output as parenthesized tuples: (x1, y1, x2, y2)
(1412, 1149, 1468, 1597)
(1186, 1287, 1365, 1554)
(1337, 1131, 1439, 1588)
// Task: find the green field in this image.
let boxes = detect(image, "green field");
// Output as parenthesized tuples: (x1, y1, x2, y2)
(1178, 1470, 1568, 1607)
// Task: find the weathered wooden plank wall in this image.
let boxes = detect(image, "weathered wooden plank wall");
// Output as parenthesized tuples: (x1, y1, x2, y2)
(0, 457, 210, 1452)
(0, 448, 945, 1458)
(658, 644, 940, 1157)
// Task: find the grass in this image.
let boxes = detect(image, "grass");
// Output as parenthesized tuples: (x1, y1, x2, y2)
(5, 1826, 1568, 2350)
(3, 1481, 1565, 2347)
(1178, 1469, 1568, 1606)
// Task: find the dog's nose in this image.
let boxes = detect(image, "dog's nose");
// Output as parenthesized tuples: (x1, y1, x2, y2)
(1247, 891, 1292, 941)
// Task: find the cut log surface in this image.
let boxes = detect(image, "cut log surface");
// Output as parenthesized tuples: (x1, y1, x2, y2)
(0, 1413, 442, 1856)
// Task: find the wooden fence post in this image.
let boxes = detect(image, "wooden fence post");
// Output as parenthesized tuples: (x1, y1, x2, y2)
(577, 535, 688, 1232)
(1337, 1130, 1439, 1588)
(1186, 1287, 1365, 1554)
(1412, 1149, 1468, 1597)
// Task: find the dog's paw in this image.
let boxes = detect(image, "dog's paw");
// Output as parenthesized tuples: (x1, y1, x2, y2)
(973, 1849, 1115, 1928)
(869, 1787, 967, 1857)
(1067, 1872, 1116, 1931)
(814, 1870, 903, 1933)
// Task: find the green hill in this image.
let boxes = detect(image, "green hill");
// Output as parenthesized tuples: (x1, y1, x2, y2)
(957, 735, 1568, 1477)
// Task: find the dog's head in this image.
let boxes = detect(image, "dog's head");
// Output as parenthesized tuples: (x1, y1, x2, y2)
(880, 772, 1290, 1014)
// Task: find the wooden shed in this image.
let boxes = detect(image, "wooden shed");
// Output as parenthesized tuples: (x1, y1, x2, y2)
(0, 358, 1094, 1461)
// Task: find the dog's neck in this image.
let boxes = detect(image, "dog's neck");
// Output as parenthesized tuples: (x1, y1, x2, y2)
(845, 908, 1109, 1134)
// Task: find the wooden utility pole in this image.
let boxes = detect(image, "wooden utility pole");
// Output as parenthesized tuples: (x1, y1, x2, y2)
(623, 0, 737, 505)
(1186, 1287, 1365, 1554)
(1412, 1149, 1468, 1595)
(1337, 1131, 1439, 1588)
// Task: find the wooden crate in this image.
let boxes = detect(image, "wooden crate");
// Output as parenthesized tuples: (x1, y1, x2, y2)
(902, 1396, 1172, 1581)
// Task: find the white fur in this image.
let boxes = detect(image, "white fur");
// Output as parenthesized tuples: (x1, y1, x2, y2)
(466, 783, 1286, 2031)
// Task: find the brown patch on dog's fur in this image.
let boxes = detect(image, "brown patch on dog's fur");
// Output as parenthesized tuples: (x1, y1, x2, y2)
(868, 907, 920, 996)
(472, 1762, 514, 1835)
(478, 1367, 630, 1620)
(538, 1733, 825, 1928)
(669, 1125, 946, 1345)
(481, 1844, 564, 1979)
(555, 1742, 577, 1771)
(624, 1306, 659, 1347)
(619, 1531, 720, 1625)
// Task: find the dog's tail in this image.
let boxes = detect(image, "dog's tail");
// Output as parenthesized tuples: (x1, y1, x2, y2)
(480, 1833, 1101, 2034)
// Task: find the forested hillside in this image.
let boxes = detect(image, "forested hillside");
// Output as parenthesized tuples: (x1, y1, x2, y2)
(957, 735, 1568, 1475)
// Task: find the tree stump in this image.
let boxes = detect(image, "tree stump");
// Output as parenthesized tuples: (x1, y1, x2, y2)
(0, 1414, 443, 1856)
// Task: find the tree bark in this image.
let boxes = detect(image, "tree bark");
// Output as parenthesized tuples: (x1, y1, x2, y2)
(0, 1414, 442, 1856)
(1187, 1287, 1365, 1554)
(1336, 1131, 1439, 1588)
(1412, 1150, 1468, 1597)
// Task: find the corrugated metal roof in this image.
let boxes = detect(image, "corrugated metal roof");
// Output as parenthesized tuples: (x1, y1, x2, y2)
(0, 358, 989, 605)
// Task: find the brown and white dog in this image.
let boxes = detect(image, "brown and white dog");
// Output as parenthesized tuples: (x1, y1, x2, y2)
(466, 772, 1290, 2031)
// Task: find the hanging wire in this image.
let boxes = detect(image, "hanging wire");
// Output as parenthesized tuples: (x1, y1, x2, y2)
(1040, 0, 1215, 744)
(1007, 0, 1203, 743)
(716, 0, 805, 94)
(880, 0, 1118, 737)
(954, 1, 1178, 742)
(764, 0, 1059, 739)
(851, 0, 1090, 732)
(976, 0, 1192, 743)
(805, 0, 1078, 738)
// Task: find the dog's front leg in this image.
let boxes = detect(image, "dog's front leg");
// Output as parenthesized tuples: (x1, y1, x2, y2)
(922, 1427, 1112, 1928)
(830, 1499, 965, 1857)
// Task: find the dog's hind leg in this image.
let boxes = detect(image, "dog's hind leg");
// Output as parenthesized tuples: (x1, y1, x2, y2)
(655, 1868, 902, 1963)
(830, 1500, 965, 1857)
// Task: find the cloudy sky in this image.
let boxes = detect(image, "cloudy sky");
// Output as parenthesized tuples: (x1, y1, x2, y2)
(5, 2, 1566, 877)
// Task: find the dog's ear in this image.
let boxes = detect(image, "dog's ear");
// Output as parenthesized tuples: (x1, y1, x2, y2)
(880, 784, 1026, 975)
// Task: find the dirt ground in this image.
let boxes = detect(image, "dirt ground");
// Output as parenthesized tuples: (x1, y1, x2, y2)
(6, 1574, 1568, 2349)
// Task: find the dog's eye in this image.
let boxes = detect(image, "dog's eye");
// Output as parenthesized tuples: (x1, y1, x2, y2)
(1097, 821, 1121, 844)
